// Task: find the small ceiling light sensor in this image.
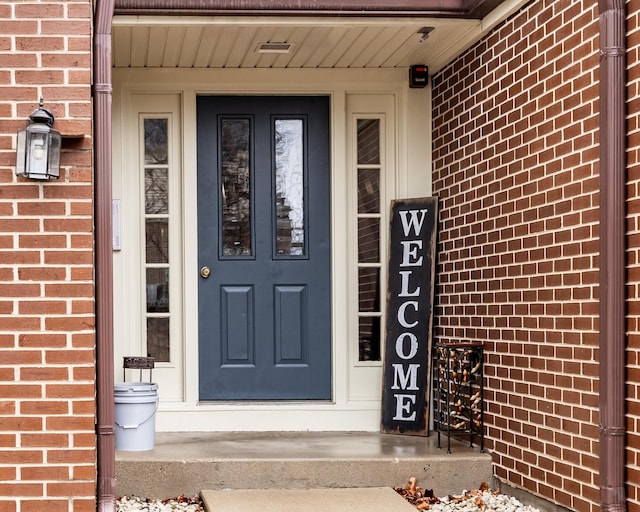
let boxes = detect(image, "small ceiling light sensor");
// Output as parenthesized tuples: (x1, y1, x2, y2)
(256, 42, 293, 54)
(409, 64, 429, 88)
(417, 27, 435, 45)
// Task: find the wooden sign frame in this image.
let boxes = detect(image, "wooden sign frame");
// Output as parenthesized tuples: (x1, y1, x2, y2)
(381, 197, 438, 435)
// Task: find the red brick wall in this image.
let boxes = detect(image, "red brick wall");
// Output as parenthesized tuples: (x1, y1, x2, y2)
(0, 2, 96, 511)
(432, 0, 608, 510)
(627, 0, 640, 510)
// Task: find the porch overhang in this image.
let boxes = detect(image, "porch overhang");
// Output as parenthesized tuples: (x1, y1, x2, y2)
(111, 0, 529, 73)
(114, 0, 508, 19)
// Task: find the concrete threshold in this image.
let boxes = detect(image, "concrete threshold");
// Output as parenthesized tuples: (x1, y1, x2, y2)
(116, 431, 491, 499)
(201, 488, 417, 512)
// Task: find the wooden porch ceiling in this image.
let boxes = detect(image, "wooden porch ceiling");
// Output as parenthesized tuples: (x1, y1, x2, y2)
(112, 16, 482, 71)
(111, 0, 519, 72)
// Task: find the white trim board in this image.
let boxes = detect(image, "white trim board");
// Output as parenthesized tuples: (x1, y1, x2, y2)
(112, 67, 432, 431)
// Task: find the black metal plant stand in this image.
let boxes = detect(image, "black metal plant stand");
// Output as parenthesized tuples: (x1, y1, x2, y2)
(433, 341, 484, 453)
(123, 356, 155, 382)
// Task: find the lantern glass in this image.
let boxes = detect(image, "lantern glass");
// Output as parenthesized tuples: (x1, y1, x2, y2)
(15, 101, 61, 180)
(28, 129, 49, 178)
(47, 130, 61, 179)
(16, 129, 27, 177)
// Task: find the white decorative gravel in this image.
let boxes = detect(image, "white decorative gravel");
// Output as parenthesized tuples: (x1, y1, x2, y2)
(116, 496, 204, 512)
(428, 490, 542, 511)
(117, 488, 542, 512)
(394, 478, 542, 511)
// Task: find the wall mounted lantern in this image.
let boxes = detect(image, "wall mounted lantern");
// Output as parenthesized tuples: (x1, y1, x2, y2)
(16, 98, 61, 180)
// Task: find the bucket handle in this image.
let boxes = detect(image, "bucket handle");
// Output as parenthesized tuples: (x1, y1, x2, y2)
(115, 399, 159, 430)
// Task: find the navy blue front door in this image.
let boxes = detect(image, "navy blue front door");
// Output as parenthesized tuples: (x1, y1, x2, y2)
(197, 96, 331, 400)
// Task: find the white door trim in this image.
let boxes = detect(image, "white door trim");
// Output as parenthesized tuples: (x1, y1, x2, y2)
(112, 67, 432, 431)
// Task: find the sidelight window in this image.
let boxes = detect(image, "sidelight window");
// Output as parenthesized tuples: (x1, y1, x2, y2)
(142, 117, 171, 362)
(356, 118, 383, 362)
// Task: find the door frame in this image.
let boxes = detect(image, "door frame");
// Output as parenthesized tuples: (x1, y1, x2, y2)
(112, 67, 432, 431)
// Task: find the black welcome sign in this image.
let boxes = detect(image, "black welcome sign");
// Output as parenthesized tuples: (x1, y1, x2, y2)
(381, 197, 438, 435)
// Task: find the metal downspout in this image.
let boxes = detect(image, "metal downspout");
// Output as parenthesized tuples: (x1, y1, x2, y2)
(94, 0, 115, 511)
(598, 1, 626, 511)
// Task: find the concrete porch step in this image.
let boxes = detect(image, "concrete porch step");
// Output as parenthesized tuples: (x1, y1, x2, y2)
(115, 432, 491, 500)
(201, 488, 417, 512)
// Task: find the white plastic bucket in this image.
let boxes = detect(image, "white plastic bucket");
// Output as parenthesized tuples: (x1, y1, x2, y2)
(114, 382, 158, 451)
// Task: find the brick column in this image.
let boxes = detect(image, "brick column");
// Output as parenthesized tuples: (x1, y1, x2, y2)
(0, 2, 96, 511)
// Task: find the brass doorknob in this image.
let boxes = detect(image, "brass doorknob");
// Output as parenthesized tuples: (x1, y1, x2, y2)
(200, 266, 211, 279)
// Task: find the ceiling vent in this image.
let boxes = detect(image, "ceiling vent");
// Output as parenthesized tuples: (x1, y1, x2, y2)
(256, 42, 293, 53)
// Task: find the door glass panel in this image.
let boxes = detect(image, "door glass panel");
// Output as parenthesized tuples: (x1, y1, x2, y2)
(144, 119, 168, 165)
(147, 317, 170, 361)
(145, 169, 169, 214)
(357, 218, 379, 263)
(274, 119, 305, 257)
(146, 268, 169, 313)
(358, 267, 380, 312)
(220, 118, 252, 257)
(145, 219, 169, 264)
(359, 316, 381, 362)
(357, 170, 379, 214)
(357, 119, 380, 165)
